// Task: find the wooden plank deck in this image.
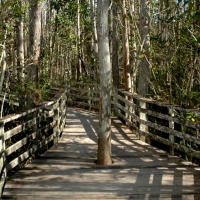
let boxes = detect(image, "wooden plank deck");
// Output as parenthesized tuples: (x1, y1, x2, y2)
(3, 108, 200, 200)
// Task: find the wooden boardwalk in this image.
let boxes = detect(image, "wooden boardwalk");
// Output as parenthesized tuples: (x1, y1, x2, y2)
(3, 108, 200, 200)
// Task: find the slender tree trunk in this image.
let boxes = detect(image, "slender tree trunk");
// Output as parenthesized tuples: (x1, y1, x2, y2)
(129, 0, 138, 93)
(16, 2, 25, 79)
(28, 0, 43, 82)
(0, 27, 7, 93)
(90, 0, 99, 81)
(137, 0, 151, 97)
(112, 2, 119, 88)
(121, 0, 131, 92)
(97, 0, 112, 165)
(77, 0, 81, 81)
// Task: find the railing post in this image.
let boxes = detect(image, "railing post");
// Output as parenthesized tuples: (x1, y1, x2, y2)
(168, 107, 175, 155)
(124, 91, 132, 128)
(87, 85, 91, 110)
(139, 100, 150, 144)
(52, 101, 60, 144)
(113, 87, 119, 117)
(61, 91, 67, 127)
(125, 94, 130, 127)
(60, 91, 67, 132)
(66, 82, 70, 105)
(0, 124, 7, 197)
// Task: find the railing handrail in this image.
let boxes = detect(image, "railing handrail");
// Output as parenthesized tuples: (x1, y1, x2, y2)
(66, 82, 200, 113)
(66, 81, 200, 161)
(0, 88, 67, 197)
(117, 88, 200, 114)
(1, 82, 199, 196)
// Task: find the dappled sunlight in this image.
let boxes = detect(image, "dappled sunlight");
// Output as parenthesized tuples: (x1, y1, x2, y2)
(3, 108, 200, 199)
(140, 157, 154, 162)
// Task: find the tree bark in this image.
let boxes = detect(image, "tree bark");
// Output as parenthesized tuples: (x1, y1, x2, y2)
(121, 0, 131, 92)
(97, 0, 112, 165)
(137, 0, 151, 97)
(28, 0, 43, 82)
(77, 0, 81, 81)
(16, 1, 25, 80)
(90, 0, 99, 81)
(0, 28, 7, 93)
(112, 2, 119, 88)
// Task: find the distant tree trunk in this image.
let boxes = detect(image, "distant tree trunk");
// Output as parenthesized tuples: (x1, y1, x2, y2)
(90, 0, 98, 81)
(121, 0, 131, 92)
(129, 0, 138, 93)
(112, 2, 119, 88)
(0, 24, 7, 93)
(16, 1, 25, 80)
(28, 0, 43, 82)
(77, 0, 81, 81)
(137, 0, 151, 97)
(97, 0, 112, 165)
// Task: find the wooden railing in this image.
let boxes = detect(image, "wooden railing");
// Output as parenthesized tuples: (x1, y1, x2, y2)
(66, 82, 100, 110)
(67, 82, 200, 161)
(0, 88, 67, 196)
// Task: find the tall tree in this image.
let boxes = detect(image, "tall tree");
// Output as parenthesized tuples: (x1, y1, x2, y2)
(97, 0, 112, 165)
(112, 1, 119, 88)
(16, 0, 25, 79)
(90, 0, 98, 81)
(28, 0, 43, 82)
(137, 0, 151, 96)
(121, 0, 131, 92)
(77, 0, 81, 81)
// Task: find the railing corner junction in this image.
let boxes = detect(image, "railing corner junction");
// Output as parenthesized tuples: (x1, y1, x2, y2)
(67, 81, 200, 162)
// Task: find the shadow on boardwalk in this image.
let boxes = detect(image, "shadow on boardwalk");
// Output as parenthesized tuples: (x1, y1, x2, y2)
(3, 107, 200, 200)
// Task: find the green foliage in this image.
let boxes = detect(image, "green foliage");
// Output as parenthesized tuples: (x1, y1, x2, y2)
(150, 0, 200, 108)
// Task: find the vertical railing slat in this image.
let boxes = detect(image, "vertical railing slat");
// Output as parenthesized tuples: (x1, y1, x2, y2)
(0, 125, 6, 196)
(168, 108, 175, 155)
(139, 100, 151, 144)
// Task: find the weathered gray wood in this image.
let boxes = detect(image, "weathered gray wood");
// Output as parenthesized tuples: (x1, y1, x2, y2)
(168, 108, 175, 155)
(117, 110, 200, 159)
(5, 118, 58, 171)
(0, 89, 67, 197)
(0, 126, 6, 197)
(4, 118, 37, 140)
(0, 101, 54, 124)
(139, 100, 148, 143)
(66, 86, 100, 95)
(68, 83, 199, 160)
(5, 132, 38, 156)
(6, 126, 61, 172)
(113, 91, 200, 129)
(3, 108, 200, 199)
(117, 88, 200, 114)
(4, 109, 56, 142)
(114, 101, 200, 146)
(67, 100, 99, 109)
(67, 93, 99, 101)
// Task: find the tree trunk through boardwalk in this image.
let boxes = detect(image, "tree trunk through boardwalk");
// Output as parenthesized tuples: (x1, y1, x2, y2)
(97, 0, 112, 165)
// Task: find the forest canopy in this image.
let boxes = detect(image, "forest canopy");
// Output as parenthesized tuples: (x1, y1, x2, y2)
(0, 0, 199, 113)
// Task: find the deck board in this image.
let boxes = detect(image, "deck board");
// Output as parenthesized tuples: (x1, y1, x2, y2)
(3, 108, 200, 200)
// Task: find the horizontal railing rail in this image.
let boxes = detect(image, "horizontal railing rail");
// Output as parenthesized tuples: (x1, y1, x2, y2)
(112, 88, 200, 160)
(66, 82, 100, 109)
(66, 82, 200, 162)
(0, 88, 67, 197)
